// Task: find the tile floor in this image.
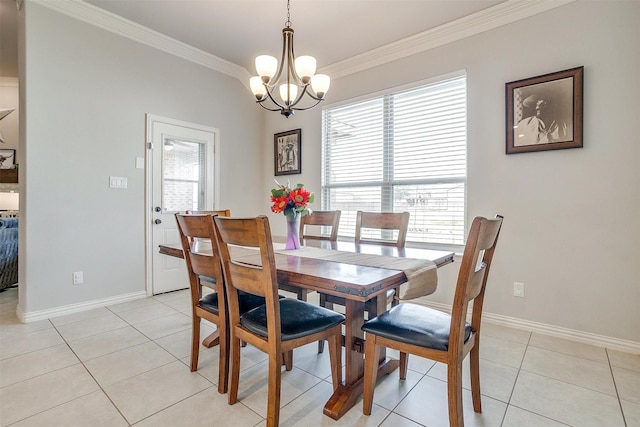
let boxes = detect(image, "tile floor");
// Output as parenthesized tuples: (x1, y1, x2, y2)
(0, 286, 638, 426)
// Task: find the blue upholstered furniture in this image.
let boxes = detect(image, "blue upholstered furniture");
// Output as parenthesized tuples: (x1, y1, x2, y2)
(0, 216, 18, 289)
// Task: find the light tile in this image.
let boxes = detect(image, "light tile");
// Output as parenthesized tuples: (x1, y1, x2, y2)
(66, 325, 149, 361)
(135, 386, 262, 427)
(481, 323, 531, 345)
(49, 307, 113, 326)
(608, 348, 640, 372)
(152, 289, 190, 303)
(0, 344, 79, 387)
(529, 333, 608, 363)
(154, 322, 215, 360)
(510, 371, 625, 427)
(291, 341, 343, 380)
(394, 375, 507, 427)
(106, 296, 164, 313)
(54, 312, 128, 342)
(379, 412, 424, 427)
(479, 335, 527, 368)
(9, 390, 128, 427)
(160, 296, 192, 313)
(84, 341, 176, 387)
(132, 312, 191, 340)
(502, 405, 568, 426)
(621, 399, 640, 427)
(234, 360, 323, 418)
(0, 364, 99, 426)
(181, 345, 221, 385)
(613, 366, 640, 404)
(0, 313, 52, 340)
(368, 364, 423, 411)
(521, 346, 616, 396)
(113, 302, 180, 325)
(0, 327, 64, 360)
(278, 380, 390, 427)
(427, 357, 518, 403)
(103, 361, 211, 424)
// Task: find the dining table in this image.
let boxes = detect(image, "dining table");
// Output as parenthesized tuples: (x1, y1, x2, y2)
(159, 237, 454, 420)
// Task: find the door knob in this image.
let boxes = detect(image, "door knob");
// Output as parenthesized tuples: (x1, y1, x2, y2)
(154, 219, 162, 225)
(154, 207, 161, 212)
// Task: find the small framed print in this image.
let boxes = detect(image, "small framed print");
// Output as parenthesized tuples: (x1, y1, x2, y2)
(274, 128, 301, 176)
(506, 66, 583, 154)
(0, 149, 15, 169)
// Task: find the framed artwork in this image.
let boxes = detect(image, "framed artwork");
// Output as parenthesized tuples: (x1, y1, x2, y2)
(0, 149, 15, 169)
(506, 66, 583, 154)
(274, 128, 301, 176)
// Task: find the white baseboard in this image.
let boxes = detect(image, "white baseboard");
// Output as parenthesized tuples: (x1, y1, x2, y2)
(17, 291, 147, 323)
(413, 300, 640, 355)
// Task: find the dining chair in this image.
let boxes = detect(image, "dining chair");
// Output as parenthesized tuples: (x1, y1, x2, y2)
(213, 215, 345, 427)
(297, 210, 342, 353)
(361, 215, 503, 427)
(299, 210, 341, 241)
(186, 209, 231, 217)
(175, 213, 268, 394)
(318, 211, 410, 353)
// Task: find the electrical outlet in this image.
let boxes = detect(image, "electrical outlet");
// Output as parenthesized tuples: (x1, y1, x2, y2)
(73, 271, 84, 285)
(514, 282, 524, 297)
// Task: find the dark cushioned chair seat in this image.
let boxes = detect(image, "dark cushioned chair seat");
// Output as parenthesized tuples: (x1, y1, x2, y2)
(197, 291, 280, 316)
(362, 303, 471, 351)
(241, 298, 345, 341)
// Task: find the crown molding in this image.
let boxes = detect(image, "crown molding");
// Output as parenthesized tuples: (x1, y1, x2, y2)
(321, 0, 576, 78)
(30, 0, 252, 87)
(31, 0, 574, 87)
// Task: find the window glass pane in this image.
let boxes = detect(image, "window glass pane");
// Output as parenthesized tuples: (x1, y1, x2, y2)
(162, 138, 204, 212)
(322, 74, 467, 246)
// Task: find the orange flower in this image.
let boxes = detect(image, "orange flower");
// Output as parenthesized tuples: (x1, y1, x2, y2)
(271, 195, 289, 213)
(289, 188, 310, 207)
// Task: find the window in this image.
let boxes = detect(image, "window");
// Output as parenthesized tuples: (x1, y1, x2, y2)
(162, 138, 206, 212)
(321, 73, 467, 247)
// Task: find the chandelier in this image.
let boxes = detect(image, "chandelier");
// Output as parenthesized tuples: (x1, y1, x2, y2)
(249, 0, 330, 118)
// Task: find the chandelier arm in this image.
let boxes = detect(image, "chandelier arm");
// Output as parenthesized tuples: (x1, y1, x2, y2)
(289, 98, 323, 112)
(286, 84, 312, 109)
(256, 102, 285, 113)
(261, 85, 287, 110)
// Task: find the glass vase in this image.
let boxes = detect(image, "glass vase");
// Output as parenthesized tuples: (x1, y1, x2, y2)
(284, 212, 301, 250)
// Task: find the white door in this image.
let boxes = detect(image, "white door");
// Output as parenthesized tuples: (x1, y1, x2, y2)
(146, 115, 220, 295)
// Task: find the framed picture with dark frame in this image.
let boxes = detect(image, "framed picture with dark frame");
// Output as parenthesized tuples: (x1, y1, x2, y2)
(0, 149, 15, 169)
(274, 128, 301, 176)
(506, 66, 583, 154)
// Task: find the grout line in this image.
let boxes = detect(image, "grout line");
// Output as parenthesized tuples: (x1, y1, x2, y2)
(607, 348, 629, 427)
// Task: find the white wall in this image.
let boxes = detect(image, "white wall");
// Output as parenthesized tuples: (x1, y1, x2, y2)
(261, 1, 640, 344)
(20, 2, 263, 314)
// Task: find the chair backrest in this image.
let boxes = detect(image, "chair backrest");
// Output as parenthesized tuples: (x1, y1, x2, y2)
(355, 211, 410, 248)
(299, 210, 341, 241)
(175, 214, 224, 307)
(187, 209, 231, 217)
(450, 215, 503, 349)
(213, 216, 282, 341)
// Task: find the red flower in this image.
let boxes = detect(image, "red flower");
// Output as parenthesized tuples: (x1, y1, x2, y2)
(289, 188, 310, 207)
(271, 195, 289, 213)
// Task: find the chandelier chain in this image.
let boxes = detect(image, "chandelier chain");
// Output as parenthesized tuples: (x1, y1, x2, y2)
(285, 0, 291, 28)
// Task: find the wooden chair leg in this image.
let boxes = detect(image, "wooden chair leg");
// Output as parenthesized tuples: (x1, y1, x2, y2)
(217, 323, 229, 394)
(470, 344, 482, 413)
(447, 361, 464, 427)
(362, 334, 381, 415)
(318, 293, 329, 353)
(327, 326, 343, 391)
(284, 350, 293, 371)
(399, 351, 408, 380)
(266, 353, 282, 427)
(190, 316, 200, 372)
(228, 336, 241, 404)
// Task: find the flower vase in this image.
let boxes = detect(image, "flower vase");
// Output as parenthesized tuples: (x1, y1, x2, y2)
(284, 212, 301, 250)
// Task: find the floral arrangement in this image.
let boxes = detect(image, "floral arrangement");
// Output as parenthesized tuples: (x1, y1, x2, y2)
(270, 180, 314, 217)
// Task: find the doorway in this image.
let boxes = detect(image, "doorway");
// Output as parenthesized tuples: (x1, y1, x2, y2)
(145, 115, 220, 295)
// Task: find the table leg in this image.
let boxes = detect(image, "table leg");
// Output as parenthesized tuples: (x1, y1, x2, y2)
(202, 330, 220, 348)
(323, 296, 399, 420)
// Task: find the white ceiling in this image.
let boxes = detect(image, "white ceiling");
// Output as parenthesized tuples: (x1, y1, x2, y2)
(1, 0, 507, 78)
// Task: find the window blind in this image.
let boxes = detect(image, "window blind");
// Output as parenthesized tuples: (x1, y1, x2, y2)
(321, 74, 467, 246)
